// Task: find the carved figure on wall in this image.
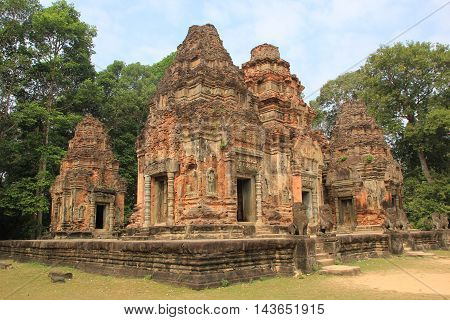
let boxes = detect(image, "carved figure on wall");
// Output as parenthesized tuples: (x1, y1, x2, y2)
(78, 205, 85, 220)
(206, 169, 216, 194)
(281, 187, 290, 205)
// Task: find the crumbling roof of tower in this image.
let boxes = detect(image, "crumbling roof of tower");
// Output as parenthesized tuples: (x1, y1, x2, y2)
(64, 115, 116, 163)
(326, 101, 402, 182)
(331, 101, 387, 150)
(155, 24, 248, 97)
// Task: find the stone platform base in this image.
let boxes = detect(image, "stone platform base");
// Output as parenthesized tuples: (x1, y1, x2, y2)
(0, 237, 315, 290)
(0, 229, 447, 289)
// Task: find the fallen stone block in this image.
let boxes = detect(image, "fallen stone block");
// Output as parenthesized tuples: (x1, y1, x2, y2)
(50, 274, 66, 283)
(48, 272, 73, 280)
(317, 258, 335, 267)
(0, 262, 13, 269)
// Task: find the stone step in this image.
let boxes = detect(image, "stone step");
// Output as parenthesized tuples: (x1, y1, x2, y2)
(319, 265, 361, 276)
(405, 251, 436, 257)
(316, 252, 334, 259)
(317, 258, 335, 267)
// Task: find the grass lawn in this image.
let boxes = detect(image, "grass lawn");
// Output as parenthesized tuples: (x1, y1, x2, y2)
(1, 251, 449, 300)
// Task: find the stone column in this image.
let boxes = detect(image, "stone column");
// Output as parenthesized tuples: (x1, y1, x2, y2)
(89, 194, 95, 229)
(224, 152, 234, 197)
(255, 172, 263, 225)
(351, 196, 356, 230)
(143, 174, 151, 227)
(334, 197, 339, 226)
(167, 172, 175, 226)
(61, 192, 68, 227)
(109, 202, 115, 231)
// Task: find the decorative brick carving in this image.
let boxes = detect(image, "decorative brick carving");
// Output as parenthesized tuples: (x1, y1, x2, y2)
(50, 115, 126, 233)
(324, 101, 405, 231)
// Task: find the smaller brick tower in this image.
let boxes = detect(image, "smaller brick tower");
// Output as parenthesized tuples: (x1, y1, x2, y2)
(50, 115, 126, 235)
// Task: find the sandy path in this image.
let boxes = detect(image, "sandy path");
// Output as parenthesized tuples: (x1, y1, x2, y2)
(334, 258, 450, 298)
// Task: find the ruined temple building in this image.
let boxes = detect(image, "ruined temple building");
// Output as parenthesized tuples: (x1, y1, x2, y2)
(17, 24, 450, 290)
(324, 101, 405, 232)
(127, 24, 326, 235)
(52, 24, 405, 237)
(50, 115, 126, 235)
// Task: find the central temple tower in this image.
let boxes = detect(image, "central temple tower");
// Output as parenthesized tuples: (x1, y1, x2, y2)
(130, 24, 265, 227)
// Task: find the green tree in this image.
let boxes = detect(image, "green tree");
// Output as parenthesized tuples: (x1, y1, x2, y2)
(0, 0, 96, 238)
(404, 175, 450, 230)
(363, 42, 449, 182)
(26, 0, 96, 233)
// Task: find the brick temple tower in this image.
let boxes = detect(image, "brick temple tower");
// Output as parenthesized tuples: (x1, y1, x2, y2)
(130, 24, 265, 228)
(242, 44, 325, 229)
(50, 115, 126, 235)
(324, 101, 405, 232)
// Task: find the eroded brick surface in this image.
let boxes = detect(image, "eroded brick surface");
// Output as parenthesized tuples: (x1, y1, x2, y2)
(50, 115, 126, 233)
(324, 101, 405, 231)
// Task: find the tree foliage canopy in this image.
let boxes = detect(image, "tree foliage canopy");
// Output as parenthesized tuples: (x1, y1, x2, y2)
(0, 0, 175, 238)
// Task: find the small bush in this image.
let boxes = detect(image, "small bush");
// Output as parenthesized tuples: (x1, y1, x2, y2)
(312, 263, 320, 272)
(365, 154, 374, 163)
(144, 275, 153, 281)
(220, 139, 228, 149)
(220, 279, 229, 287)
(339, 156, 348, 162)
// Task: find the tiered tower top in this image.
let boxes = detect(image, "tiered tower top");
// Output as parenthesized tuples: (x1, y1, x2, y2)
(64, 115, 117, 167)
(151, 24, 252, 112)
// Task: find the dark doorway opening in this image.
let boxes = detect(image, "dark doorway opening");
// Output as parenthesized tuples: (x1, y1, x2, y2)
(95, 204, 105, 229)
(237, 178, 253, 222)
(391, 195, 397, 209)
(154, 175, 168, 224)
(302, 190, 312, 219)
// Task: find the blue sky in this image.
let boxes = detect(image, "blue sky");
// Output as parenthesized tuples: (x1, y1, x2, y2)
(42, 0, 450, 100)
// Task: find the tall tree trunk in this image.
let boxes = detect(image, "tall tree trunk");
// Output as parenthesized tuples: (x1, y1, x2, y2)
(35, 115, 49, 238)
(417, 150, 433, 183)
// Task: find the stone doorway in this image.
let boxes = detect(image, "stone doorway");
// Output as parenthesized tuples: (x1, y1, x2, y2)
(154, 175, 168, 224)
(302, 190, 312, 220)
(237, 177, 255, 222)
(95, 204, 106, 229)
(338, 197, 354, 227)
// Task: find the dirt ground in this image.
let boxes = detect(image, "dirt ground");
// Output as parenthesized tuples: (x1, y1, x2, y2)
(1, 251, 449, 300)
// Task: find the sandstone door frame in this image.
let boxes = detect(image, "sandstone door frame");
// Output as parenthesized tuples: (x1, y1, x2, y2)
(153, 174, 168, 225)
(236, 176, 256, 223)
(338, 197, 354, 228)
